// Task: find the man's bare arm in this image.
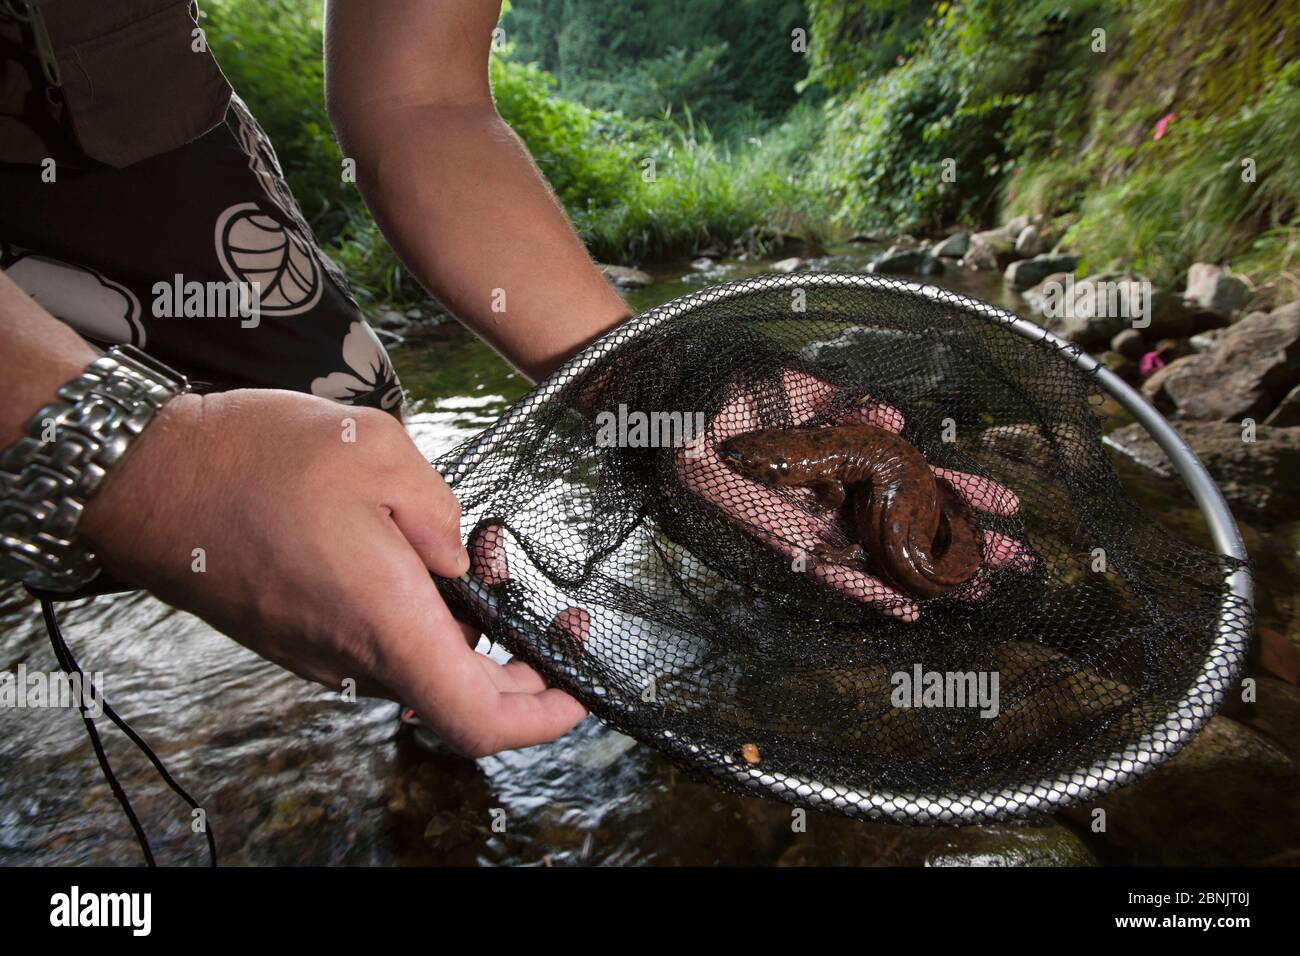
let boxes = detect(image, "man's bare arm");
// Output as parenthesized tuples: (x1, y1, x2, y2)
(0, 271, 103, 449)
(323, 0, 631, 383)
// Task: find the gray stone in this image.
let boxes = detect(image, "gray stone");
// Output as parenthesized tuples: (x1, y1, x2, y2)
(1140, 303, 1300, 420)
(1072, 271, 1228, 341)
(771, 256, 805, 273)
(932, 231, 970, 258)
(690, 257, 716, 271)
(1063, 716, 1300, 866)
(600, 264, 653, 288)
(1111, 328, 1147, 361)
(925, 824, 1097, 867)
(1005, 254, 1081, 290)
(571, 729, 639, 770)
(1104, 420, 1300, 519)
(1002, 214, 1030, 238)
(1027, 272, 1211, 346)
(1189, 327, 1229, 352)
(962, 239, 999, 271)
(1184, 262, 1251, 316)
(1020, 271, 1072, 316)
(1014, 224, 1045, 257)
(868, 245, 941, 276)
(1054, 309, 1126, 349)
(1142, 290, 1228, 341)
(962, 229, 1014, 271)
(374, 308, 410, 332)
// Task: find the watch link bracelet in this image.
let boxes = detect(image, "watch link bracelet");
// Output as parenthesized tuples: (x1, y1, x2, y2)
(0, 345, 191, 592)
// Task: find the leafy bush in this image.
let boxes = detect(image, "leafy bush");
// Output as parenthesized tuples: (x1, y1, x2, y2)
(1004, 157, 1094, 222)
(810, 53, 1011, 232)
(577, 106, 826, 262)
(488, 59, 635, 213)
(806, 0, 1113, 232)
(802, 0, 932, 94)
(505, 0, 809, 131)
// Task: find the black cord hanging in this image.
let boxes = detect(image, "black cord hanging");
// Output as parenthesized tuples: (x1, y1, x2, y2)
(39, 596, 218, 866)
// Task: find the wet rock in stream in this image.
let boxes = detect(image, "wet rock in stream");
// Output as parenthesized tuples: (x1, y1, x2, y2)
(932, 231, 970, 259)
(962, 229, 1016, 271)
(1220, 675, 1300, 765)
(924, 823, 1096, 866)
(773, 817, 1095, 867)
(1063, 715, 1300, 866)
(1005, 253, 1081, 290)
(600, 264, 654, 289)
(1105, 420, 1300, 520)
(868, 245, 943, 276)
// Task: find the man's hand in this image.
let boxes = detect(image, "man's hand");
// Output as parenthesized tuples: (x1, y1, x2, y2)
(77, 388, 587, 756)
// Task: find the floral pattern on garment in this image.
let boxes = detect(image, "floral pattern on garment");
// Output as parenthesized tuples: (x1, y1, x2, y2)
(311, 321, 404, 411)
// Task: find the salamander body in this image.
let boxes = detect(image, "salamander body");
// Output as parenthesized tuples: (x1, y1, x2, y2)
(719, 424, 982, 598)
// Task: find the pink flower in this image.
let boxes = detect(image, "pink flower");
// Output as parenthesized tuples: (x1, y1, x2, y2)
(1153, 112, 1175, 141)
(1139, 351, 1165, 377)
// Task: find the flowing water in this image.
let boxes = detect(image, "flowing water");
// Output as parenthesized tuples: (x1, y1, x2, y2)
(2, 245, 1297, 866)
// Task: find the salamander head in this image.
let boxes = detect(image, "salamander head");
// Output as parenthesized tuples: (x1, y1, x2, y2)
(719, 430, 791, 485)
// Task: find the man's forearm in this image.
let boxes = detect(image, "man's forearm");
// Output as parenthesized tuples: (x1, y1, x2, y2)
(325, 0, 630, 384)
(337, 103, 630, 383)
(0, 271, 99, 448)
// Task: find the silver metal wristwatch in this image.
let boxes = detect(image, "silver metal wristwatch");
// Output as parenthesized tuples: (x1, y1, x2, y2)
(0, 345, 191, 592)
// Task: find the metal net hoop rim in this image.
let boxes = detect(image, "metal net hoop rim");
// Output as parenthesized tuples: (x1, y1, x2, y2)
(437, 272, 1254, 824)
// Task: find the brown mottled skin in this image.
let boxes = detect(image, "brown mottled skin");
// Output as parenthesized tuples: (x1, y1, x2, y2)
(719, 425, 982, 598)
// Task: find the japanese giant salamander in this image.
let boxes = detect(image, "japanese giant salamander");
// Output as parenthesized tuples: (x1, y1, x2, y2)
(719, 425, 982, 598)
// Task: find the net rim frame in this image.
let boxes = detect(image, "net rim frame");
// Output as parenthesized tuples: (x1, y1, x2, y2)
(438, 271, 1254, 824)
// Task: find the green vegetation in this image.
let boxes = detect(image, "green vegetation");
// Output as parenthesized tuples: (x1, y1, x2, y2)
(503, 0, 810, 131)
(808, 0, 1119, 233)
(204, 0, 1300, 305)
(808, 0, 1299, 295)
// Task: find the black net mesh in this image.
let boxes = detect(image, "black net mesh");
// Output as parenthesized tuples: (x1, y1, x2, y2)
(434, 274, 1253, 823)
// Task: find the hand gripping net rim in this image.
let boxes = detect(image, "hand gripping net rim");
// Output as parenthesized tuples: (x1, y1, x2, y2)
(435, 272, 1254, 825)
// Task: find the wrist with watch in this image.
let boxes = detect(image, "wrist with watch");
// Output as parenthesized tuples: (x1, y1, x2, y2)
(0, 345, 191, 593)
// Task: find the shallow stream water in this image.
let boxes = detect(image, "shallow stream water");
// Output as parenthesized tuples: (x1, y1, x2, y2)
(2, 245, 1296, 866)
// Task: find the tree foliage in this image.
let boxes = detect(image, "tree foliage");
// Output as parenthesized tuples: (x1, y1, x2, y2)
(504, 0, 809, 130)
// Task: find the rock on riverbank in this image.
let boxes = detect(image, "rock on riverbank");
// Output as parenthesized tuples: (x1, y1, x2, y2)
(1142, 300, 1300, 421)
(1104, 420, 1300, 519)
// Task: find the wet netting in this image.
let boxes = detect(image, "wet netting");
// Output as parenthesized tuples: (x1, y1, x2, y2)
(434, 273, 1253, 823)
